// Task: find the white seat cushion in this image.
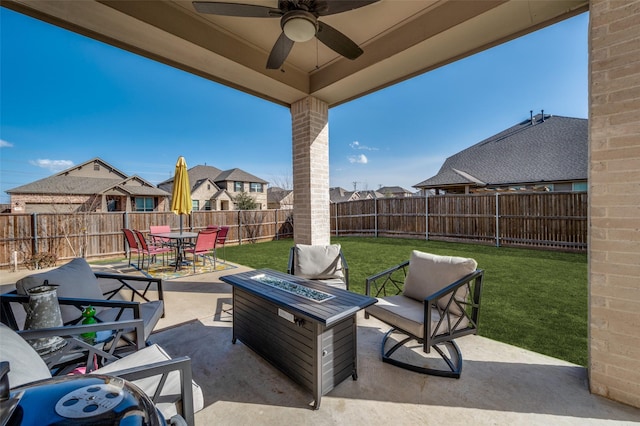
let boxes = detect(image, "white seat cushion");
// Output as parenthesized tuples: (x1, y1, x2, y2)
(294, 244, 344, 280)
(95, 344, 204, 419)
(16, 258, 104, 323)
(0, 323, 52, 388)
(365, 295, 469, 338)
(402, 251, 477, 316)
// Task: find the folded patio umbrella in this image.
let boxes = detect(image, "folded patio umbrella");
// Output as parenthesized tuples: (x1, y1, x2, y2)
(171, 156, 192, 234)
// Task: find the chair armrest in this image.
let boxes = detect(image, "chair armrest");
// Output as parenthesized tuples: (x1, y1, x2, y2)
(109, 356, 195, 426)
(365, 260, 409, 298)
(287, 247, 295, 275)
(423, 269, 484, 350)
(94, 273, 164, 309)
(1, 292, 143, 326)
(338, 250, 350, 290)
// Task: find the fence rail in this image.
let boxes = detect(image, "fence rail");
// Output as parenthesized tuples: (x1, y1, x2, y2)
(0, 209, 294, 268)
(331, 192, 587, 251)
(0, 192, 587, 268)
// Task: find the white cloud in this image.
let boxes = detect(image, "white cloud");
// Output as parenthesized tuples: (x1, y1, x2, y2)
(0, 140, 13, 148)
(29, 159, 74, 172)
(347, 154, 368, 164)
(349, 141, 378, 151)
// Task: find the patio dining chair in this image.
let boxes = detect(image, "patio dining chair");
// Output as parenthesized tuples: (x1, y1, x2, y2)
(287, 243, 349, 290)
(214, 226, 229, 264)
(122, 228, 141, 268)
(183, 228, 218, 273)
(364, 250, 483, 378)
(149, 225, 177, 249)
(134, 230, 173, 272)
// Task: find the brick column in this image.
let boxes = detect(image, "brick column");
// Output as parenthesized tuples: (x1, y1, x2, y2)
(291, 96, 330, 245)
(589, 0, 640, 408)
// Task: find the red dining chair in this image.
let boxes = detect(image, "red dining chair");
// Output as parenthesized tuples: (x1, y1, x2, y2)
(134, 230, 173, 271)
(122, 228, 141, 268)
(149, 225, 176, 248)
(183, 228, 218, 273)
(214, 226, 229, 264)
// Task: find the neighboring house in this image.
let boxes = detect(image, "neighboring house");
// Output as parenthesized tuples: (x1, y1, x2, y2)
(377, 186, 414, 198)
(414, 113, 588, 194)
(158, 165, 268, 210)
(5, 158, 170, 213)
(329, 187, 359, 203)
(267, 187, 294, 209)
(358, 190, 384, 199)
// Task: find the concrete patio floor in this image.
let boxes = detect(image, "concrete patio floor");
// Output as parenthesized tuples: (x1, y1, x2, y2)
(2, 262, 639, 425)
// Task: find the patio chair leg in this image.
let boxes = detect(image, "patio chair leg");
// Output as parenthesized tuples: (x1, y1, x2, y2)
(380, 328, 463, 378)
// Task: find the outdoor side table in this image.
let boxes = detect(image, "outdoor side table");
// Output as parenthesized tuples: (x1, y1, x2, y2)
(220, 268, 376, 409)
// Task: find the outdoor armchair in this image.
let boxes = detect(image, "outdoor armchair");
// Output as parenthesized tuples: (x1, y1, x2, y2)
(0, 322, 203, 425)
(287, 244, 349, 290)
(3, 257, 165, 347)
(365, 250, 483, 378)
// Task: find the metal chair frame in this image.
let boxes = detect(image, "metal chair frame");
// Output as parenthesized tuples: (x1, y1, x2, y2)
(365, 261, 483, 378)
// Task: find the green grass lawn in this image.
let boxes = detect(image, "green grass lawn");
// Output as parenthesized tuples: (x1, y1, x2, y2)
(222, 236, 588, 366)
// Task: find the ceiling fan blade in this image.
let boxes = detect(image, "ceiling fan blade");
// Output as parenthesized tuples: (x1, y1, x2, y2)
(313, 0, 380, 16)
(315, 21, 363, 60)
(193, 2, 281, 18)
(266, 32, 295, 69)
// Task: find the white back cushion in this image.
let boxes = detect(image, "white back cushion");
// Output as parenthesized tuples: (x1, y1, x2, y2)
(294, 244, 344, 280)
(15, 258, 103, 323)
(403, 250, 477, 315)
(0, 323, 52, 388)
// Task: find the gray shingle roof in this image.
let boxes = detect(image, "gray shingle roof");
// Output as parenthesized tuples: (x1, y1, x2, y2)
(215, 168, 267, 184)
(414, 114, 587, 188)
(7, 175, 121, 195)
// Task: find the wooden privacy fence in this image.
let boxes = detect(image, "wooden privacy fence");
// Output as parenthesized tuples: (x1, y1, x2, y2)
(0, 209, 294, 268)
(331, 192, 587, 252)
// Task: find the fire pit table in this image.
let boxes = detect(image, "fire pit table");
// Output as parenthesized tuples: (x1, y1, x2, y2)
(220, 268, 376, 409)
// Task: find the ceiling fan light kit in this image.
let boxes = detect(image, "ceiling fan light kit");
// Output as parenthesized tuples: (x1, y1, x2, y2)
(193, 0, 380, 69)
(282, 11, 317, 43)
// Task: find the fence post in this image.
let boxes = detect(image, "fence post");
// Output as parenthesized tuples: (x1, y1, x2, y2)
(495, 193, 500, 247)
(238, 210, 242, 245)
(425, 194, 429, 241)
(32, 213, 38, 255)
(334, 203, 338, 236)
(374, 197, 378, 238)
(275, 209, 279, 240)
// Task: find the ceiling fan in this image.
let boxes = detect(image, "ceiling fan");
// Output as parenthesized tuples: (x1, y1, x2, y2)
(193, 0, 380, 69)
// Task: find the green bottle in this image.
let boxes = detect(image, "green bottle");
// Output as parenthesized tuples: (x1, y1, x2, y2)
(80, 306, 97, 342)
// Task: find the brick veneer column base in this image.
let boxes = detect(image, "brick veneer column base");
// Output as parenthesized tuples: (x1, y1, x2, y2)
(291, 97, 330, 246)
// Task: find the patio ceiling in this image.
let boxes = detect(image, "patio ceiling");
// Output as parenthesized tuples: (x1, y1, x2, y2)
(4, 0, 588, 108)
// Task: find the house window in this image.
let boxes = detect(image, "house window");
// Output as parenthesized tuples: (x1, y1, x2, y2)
(204, 200, 212, 210)
(192, 200, 199, 211)
(234, 181, 243, 192)
(250, 182, 263, 193)
(94, 163, 100, 171)
(135, 197, 154, 212)
(572, 182, 588, 192)
(207, 184, 211, 190)
(552, 183, 572, 192)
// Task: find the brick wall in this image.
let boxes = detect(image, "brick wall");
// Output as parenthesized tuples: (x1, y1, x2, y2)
(291, 97, 330, 245)
(589, 0, 640, 408)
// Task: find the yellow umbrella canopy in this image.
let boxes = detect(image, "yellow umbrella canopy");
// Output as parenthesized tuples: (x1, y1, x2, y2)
(171, 156, 192, 232)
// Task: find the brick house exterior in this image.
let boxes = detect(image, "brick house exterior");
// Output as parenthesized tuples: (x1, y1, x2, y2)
(6, 158, 170, 213)
(158, 165, 268, 211)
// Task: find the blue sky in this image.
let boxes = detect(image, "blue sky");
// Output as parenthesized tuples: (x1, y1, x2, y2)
(0, 8, 588, 203)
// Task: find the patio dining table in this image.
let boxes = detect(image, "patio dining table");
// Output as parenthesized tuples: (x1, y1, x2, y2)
(149, 231, 198, 270)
